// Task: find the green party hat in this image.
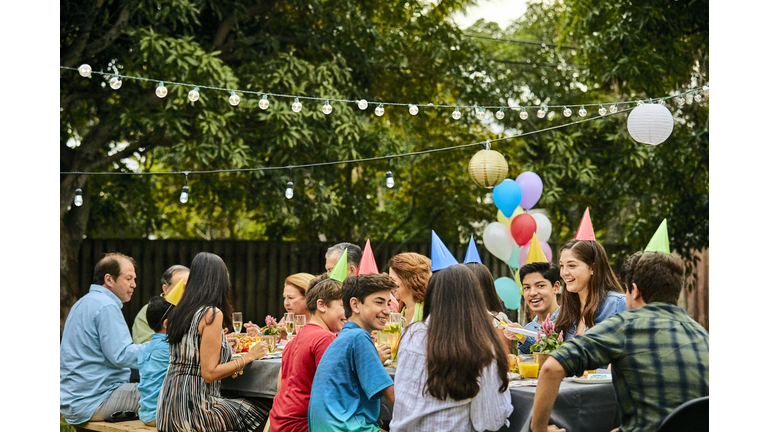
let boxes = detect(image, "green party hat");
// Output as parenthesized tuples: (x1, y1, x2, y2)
(329, 248, 349, 282)
(645, 219, 670, 254)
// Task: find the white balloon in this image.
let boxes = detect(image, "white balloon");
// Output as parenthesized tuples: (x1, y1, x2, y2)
(483, 222, 514, 262)
(532, 213, 552, 242)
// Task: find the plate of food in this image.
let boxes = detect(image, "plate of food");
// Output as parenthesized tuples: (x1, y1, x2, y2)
(566, 374, 612, 384)
(499, 325, 538, 338)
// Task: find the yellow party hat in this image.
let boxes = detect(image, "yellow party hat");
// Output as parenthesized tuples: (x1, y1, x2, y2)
(525, 233, 549, 264)
(165, 277, 185, 306)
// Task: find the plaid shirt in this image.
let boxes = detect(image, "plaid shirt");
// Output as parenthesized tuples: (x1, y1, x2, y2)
(550, 303, 709, 432)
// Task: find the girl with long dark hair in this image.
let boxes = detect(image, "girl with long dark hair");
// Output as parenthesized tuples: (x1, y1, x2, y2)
(156, 252, 269, 432)
(389, 264, 513, 431)
(555, 239, 626, 340)
(464, 262, 513, 355)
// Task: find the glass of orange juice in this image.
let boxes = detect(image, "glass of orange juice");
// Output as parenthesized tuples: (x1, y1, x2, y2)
(519, 354, 539, 379)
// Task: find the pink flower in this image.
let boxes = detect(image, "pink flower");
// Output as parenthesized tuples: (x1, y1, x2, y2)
(536, 332, 542, 342)
(557, 331, 563, 343)
(265, 315, 277, 327)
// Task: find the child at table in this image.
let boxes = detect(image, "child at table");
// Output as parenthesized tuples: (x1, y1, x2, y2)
(137, 296, 173, 426)
(307, 274, 396, 432)
(269, 274, 347, 432)
(502, 262, 561, 354)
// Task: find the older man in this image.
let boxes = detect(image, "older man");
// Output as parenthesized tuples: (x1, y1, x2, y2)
(324, 242, 363, 275)
(61, 253, 145, 425)
(132, 264, 189, 344)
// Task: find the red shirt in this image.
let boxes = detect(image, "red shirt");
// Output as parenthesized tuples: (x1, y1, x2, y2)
(269, 322, 335, 432)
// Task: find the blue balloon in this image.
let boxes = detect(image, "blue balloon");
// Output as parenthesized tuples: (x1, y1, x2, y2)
(505, 243, 522, 269)
(495, 277, 521, 310)
(492, 179, 523, 218)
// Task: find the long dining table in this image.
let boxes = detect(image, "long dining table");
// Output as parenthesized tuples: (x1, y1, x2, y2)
(221, 357, 621, 432)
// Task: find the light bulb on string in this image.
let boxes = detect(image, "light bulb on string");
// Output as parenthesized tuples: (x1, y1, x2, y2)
(259, 94, 270, 109)
(78, 64, 92, 78)
(658, 99, 666, 106)
(537, 107, 547, 118)
(229, 91, 240, 106)
(694, 92, 702, 102)
(179, 185, 189, 203)
(109, 76, 122, 90)
(562, 106, 572, 117)
(357, 99, 368, 110)
(74, 188, 83, 207)
(452, 107, 462, 119)
(578, 106, 587, 117)
(636, 100, 645, 106)
(386, 171, 394, 188)
(375, 104, 384, 116)
(156, 82, 168, 98)
(476, 107, 485, 120)
(495, 108, 505, 120)
(188, 86, 200, 102)
(285, 181, 294, 199)
(676, 96, 685, 106)
(292, 98, 302, 112)
(598, 105, 607, 116)
(519, 108, 528, 120)
(408, 104, 419, 115)
(610, 104, 618, 113)
(685, 93, 694, 104)
(322, 100, 333, 115)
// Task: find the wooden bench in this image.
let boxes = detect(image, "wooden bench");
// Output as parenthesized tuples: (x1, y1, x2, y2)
(74, 420, 156, 432)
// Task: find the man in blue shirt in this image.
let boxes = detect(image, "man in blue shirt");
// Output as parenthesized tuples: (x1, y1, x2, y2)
(60, 252, 145, 425)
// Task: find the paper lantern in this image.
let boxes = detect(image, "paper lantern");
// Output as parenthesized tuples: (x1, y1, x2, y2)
(627, 104, 674, 145)
(468, 149, 508, 188)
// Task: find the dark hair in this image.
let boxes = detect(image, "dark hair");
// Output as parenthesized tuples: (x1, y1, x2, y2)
(165, 252, 234, 345)
(621, 251, 685, 304)
(519, 262, 560, 287)
(554, 239, 624, 337)
(161, 265, 189, 286)
(92, 253, 137, 285)
(327, 242, 363, 267)
(146, 295, 173, 332)
(387, 252, 431, 303)
(463, 263, 504, 313)
(421, 265, 508, 400)
(342, 274, 397, 318)
(305, 273, 343, 314)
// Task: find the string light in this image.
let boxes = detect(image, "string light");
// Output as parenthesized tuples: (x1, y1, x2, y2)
(180, 172, 190, 203)
(109, 76, 122, 90)
(495, 108, 505, 120)
(519, 108, 528, 120)
(408, 104, 419, 115)
(259, 94, 269, 109)
(78, 64, 92, 78)
(322, 100, 333, 115)
(694, 92, 702, 102)
(676, 96, 685, 106)
(537, 106, 547, 118)
(385, 157, 395, 188)
(188, 86, 200, 102)
(292, 98, 302, 113)
(74, 188, 83, 207)
(563, 106, 572, 117)
(610, 104, 618, 113)
(156, 82, 168, 98)
(636, 100, 645, 106)
(229, 91, 240, 106)
(598, 105, 607, 116)
(285, 181, 294, 199)
(375, 104, 384, 116)
(476, 107, 485, 120)
(578, 106, 587, 117)
(452, 107, 462, 119)
(358, 99, 368, 110)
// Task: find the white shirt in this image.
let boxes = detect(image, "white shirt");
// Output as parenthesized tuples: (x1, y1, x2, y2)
(390, 319, 513, 431)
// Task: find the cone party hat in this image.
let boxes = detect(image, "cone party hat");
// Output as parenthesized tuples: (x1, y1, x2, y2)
(165, 277, 185, 306)
(329, 248, 349, 282)
(463, 235, 483, 264)
(431, 230, 459, 271)
(574, 207, 596, 241)
(645, 219, 670, 254)
(525, 233, 549, 264)
(357, 240, 379, 274)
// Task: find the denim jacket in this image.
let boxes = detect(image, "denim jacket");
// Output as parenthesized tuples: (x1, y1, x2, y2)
(566, 291, 626, 340)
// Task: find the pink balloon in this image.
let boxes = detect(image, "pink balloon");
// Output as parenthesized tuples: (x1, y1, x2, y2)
(519, 240, 554, 268)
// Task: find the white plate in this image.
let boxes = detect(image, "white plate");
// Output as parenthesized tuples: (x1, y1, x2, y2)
(500, 325, 538, 338)
(508, 372, 521, 380)
(567, 376, 612, 384)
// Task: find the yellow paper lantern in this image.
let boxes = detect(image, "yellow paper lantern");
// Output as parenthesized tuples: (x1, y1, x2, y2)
(468, 149, 508, 188)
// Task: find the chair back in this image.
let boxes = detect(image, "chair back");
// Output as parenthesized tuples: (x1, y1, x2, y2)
(656, 396, 709, 432)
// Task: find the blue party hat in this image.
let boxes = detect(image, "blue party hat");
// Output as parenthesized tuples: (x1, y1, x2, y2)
(463, 235, 483, 264)
(431, 230, 460, 271)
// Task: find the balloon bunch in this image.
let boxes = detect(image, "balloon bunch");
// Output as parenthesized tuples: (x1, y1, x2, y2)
(482, 172, 553, 269)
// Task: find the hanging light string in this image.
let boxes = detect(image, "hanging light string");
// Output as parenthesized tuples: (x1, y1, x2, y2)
(61, 65, 708, 111)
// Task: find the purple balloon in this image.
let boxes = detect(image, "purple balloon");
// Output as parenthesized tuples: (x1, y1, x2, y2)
(516, 172, 543, 210)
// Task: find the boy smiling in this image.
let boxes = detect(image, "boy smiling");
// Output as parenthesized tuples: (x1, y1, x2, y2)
(308, 274, 396, 432)
(502, 262, 561, 354)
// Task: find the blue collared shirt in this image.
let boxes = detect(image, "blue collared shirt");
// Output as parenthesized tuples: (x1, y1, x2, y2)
(137, 333, 170, 423)
(60, 285, 144, 425)
(566, 291, 627, 340)
(518, 307, 561, 354)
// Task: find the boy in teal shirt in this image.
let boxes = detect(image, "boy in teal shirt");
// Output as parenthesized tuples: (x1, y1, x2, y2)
(137, 296, 173, 426)
(308, 274, 397, 432)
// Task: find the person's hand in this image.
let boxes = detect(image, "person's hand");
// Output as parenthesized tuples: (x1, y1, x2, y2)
(547, 425, 565, 432)
(377, 343, 391, 364)
(244, 322, 261, 337)
(244, 341, 269, 362)
(225, 331, 239, 352)
(502, 323, 526, 342)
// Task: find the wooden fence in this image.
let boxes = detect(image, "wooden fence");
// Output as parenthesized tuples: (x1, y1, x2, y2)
(74, 239, 709, 331)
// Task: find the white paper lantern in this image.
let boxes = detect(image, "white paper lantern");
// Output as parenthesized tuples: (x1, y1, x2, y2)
(626, 104, 674, 145)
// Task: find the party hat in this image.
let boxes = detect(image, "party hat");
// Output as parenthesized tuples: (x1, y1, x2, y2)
(463, 235, 483, 264)
(431, 230, 459, 271)
(329, 248, 349, 282)
(357, 240, 379, 274)
(574, 207, 596, 241)
(165, 277, 185, 306)
(525, 233, 548, 264)
(513, 270, 523, 295)
(645, 219, 670, 254)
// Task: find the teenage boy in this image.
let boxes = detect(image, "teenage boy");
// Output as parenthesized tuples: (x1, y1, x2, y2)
(530, 251, 709, 432)
(502, 262, 561, 354)
(270, 274, 347, 432)
(137, 296, 174, 426)
(308, 274, 397, 432)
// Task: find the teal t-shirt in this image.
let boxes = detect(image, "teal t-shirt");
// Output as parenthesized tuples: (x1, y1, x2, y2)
(137, 333, 170, 423)
(308, 322, 393, 432)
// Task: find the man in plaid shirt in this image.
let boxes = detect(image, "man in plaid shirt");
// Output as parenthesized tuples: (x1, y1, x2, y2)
(530, 251, 709, 432)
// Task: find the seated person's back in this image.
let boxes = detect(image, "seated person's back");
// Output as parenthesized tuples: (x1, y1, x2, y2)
(137, 296, 174, 426)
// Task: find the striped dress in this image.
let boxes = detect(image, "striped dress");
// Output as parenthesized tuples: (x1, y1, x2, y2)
(156, 306, 267, 432)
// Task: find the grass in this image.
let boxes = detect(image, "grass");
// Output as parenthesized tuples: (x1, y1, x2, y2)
(60, 415, 75, 432)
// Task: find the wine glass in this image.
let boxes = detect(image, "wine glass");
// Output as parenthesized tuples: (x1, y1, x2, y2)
(295, 315, 306, 334)
(232, 312, 243, 334)
(283, 312, 295, 339)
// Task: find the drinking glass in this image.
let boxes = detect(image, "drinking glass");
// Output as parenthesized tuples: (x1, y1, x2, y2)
(518, 354, 539, 379)
(295, 315, 306, 334)
(263, 335, 277, 353)
(384, 313, 405, 365)
(232, 312, 243, 334)
(283, 312, 295, 339)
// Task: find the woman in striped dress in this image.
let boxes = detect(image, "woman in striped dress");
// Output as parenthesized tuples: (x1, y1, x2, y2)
(157, 252, 268, 432)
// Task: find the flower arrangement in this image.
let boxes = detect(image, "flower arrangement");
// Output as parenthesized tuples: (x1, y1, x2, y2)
(530, 313, 564, 354)
(262, 315, 280, 335)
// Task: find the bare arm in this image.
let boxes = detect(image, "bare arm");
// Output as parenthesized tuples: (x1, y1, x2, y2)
(199, 308, 268, 383)
(530, 357, 567, 432)
(382, 384, 395, 405)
